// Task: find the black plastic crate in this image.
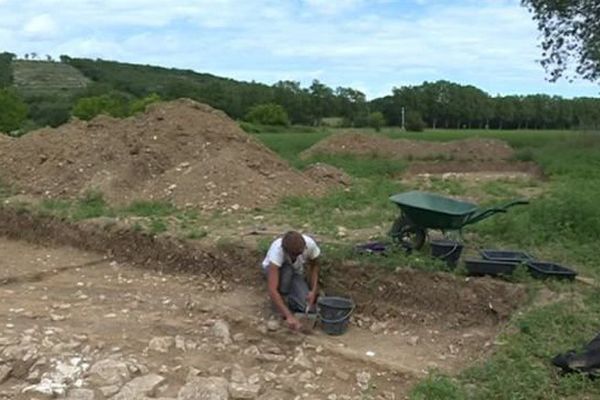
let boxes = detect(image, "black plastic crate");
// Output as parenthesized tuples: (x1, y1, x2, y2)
(527, 261, 577, 280)
(479, 249, 533, 263)
(464, 259, 521, 276)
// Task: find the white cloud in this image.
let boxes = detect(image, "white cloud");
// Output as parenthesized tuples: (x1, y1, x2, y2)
(23, 14, 58, 39)
(0, 0, 597, 97)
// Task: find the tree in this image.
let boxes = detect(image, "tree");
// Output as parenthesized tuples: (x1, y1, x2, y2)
(130, 93, 161, 114)
(522, 0, 600, 82)
(0, 89, 28, 133)
(244, 103, 290, 126)
(72, 92, 130, 120)
(368, 112, 386, 132)
(405, 110, 426, 132)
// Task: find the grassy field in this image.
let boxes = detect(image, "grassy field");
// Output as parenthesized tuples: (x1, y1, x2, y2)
(2, 127, 600, 398)
(255, 128, 600, 399)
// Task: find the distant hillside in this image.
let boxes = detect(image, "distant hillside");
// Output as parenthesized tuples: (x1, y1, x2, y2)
(12, 60, 90, 98)
(63, 57, 276, 120)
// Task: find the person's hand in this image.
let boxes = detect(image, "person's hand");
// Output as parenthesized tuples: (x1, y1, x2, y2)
(286, 315, 302, 331)
(306, 291, 318, 308)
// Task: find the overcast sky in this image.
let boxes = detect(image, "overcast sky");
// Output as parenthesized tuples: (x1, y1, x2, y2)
(1, 0, 598, 99)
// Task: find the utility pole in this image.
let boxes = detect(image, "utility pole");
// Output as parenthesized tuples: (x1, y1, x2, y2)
(401, 106, 406, 131)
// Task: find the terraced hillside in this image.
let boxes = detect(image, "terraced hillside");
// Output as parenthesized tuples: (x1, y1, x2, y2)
(12, 60, 90, 97)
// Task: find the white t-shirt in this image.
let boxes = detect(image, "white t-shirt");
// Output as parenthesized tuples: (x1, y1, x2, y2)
(261, 234, 321, 275)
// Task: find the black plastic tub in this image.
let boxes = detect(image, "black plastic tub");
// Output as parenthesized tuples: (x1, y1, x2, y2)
(431, 239, 463, 268)
(527, 261, 577, 280)
(479, 249, 533, 263)
(464, 259, 521, 276)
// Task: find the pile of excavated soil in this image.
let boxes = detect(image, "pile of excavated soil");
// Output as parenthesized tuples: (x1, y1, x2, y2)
(301, 133, 515, 161)
(326, 263, 526, 327)
(303, 163, 352, 187)
(0, 99, 322, 211)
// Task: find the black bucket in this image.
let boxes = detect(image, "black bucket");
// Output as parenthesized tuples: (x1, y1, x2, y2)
(317, 296, 354, 336)
(430, 239, 463, 268)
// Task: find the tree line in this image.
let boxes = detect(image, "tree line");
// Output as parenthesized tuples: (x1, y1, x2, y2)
(1, 54, 599, 135)
(371, 80, 600, 130)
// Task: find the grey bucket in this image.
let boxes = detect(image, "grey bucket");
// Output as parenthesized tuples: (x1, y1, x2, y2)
(317, 296, 355, 336)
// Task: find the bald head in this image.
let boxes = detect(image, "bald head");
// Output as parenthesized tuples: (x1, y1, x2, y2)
(282, 231, 305, 260)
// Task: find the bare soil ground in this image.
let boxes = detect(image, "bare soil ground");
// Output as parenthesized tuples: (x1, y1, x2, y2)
(0, 210, 526, 400)
(0, 100, 322, 212)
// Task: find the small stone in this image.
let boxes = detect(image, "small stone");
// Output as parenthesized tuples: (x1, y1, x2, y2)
(175, 336, 186, 351)
(149, 336, 175, 353)
(233, 333, 245, 342)
(293, 349, 313, 370)
(230, 364, 246, 383)
(212, 320, 232, 345)
(0, 364, 12, 384)
(243, 345, 260, 357)
(298, 371, 314, 383)
(263, 372, 277, 382)
(256, 353, 286, 363)
(112, 374, 165, 400)
(266, 320, 280, 332)
(99, 385, 120, 397)
(178, 377, 228, 400)
(65, 388, 95, 400)
(335, 371, 350, 381)
(356, 371, 371, 390)
(408, 336, 420, 346)
(229, 381, 261, 399)
(248, 374, 260, 385)
(88, 359, 130, 386)
(369, 321, 387, 335)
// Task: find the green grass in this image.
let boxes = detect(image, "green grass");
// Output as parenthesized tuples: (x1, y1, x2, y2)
(122, 200, 177, 217)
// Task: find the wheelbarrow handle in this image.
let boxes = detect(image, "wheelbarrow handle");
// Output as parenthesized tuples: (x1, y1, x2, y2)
(465, 199, 529, 225)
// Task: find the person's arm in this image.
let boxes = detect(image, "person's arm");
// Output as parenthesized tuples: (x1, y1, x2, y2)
(267, 263, 301, 330)
(306, 258, 320, 308)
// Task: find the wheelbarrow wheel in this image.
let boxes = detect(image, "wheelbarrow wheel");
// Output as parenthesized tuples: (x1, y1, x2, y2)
(389, 215, 426, 250)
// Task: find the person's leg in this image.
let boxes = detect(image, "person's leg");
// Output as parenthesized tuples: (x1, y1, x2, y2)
(287, 273, 313, 313)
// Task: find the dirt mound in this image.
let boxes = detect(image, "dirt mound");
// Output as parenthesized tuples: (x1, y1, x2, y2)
(0, 99, 321, 211)
(326, 262, 526, 328)
(301, 133, 515, 161)
(303, 163, 351, 187)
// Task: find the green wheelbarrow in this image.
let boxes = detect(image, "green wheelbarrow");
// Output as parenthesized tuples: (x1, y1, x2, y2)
(389, 191, 529, 250)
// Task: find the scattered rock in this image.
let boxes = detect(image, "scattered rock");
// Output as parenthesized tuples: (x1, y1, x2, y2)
(149, 336, 175, 353)
(256, 353, 286, 363)
(298, 371, 315, 383)
(0, 364, 12, 384)
(356, 371, 371, 391)
(266, 320, 280, 332)
(178, 376, 229, 400)
(293, 349, 313, 370)
(212, 320, 232, 345)
(334, 371, 350, 381)
(99, 385, 121, 397)
(112, 374, 165, 400)
(243, 346, 260, 357)
(229, 381, 261, 399)
(369, 321, 388, 335)
(175, 336, 186, 351)
(230, 364, 246, 384)
(66, 388, 96, 400)
(88, 359, 131, 386)
(408, 336, 420, 346)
